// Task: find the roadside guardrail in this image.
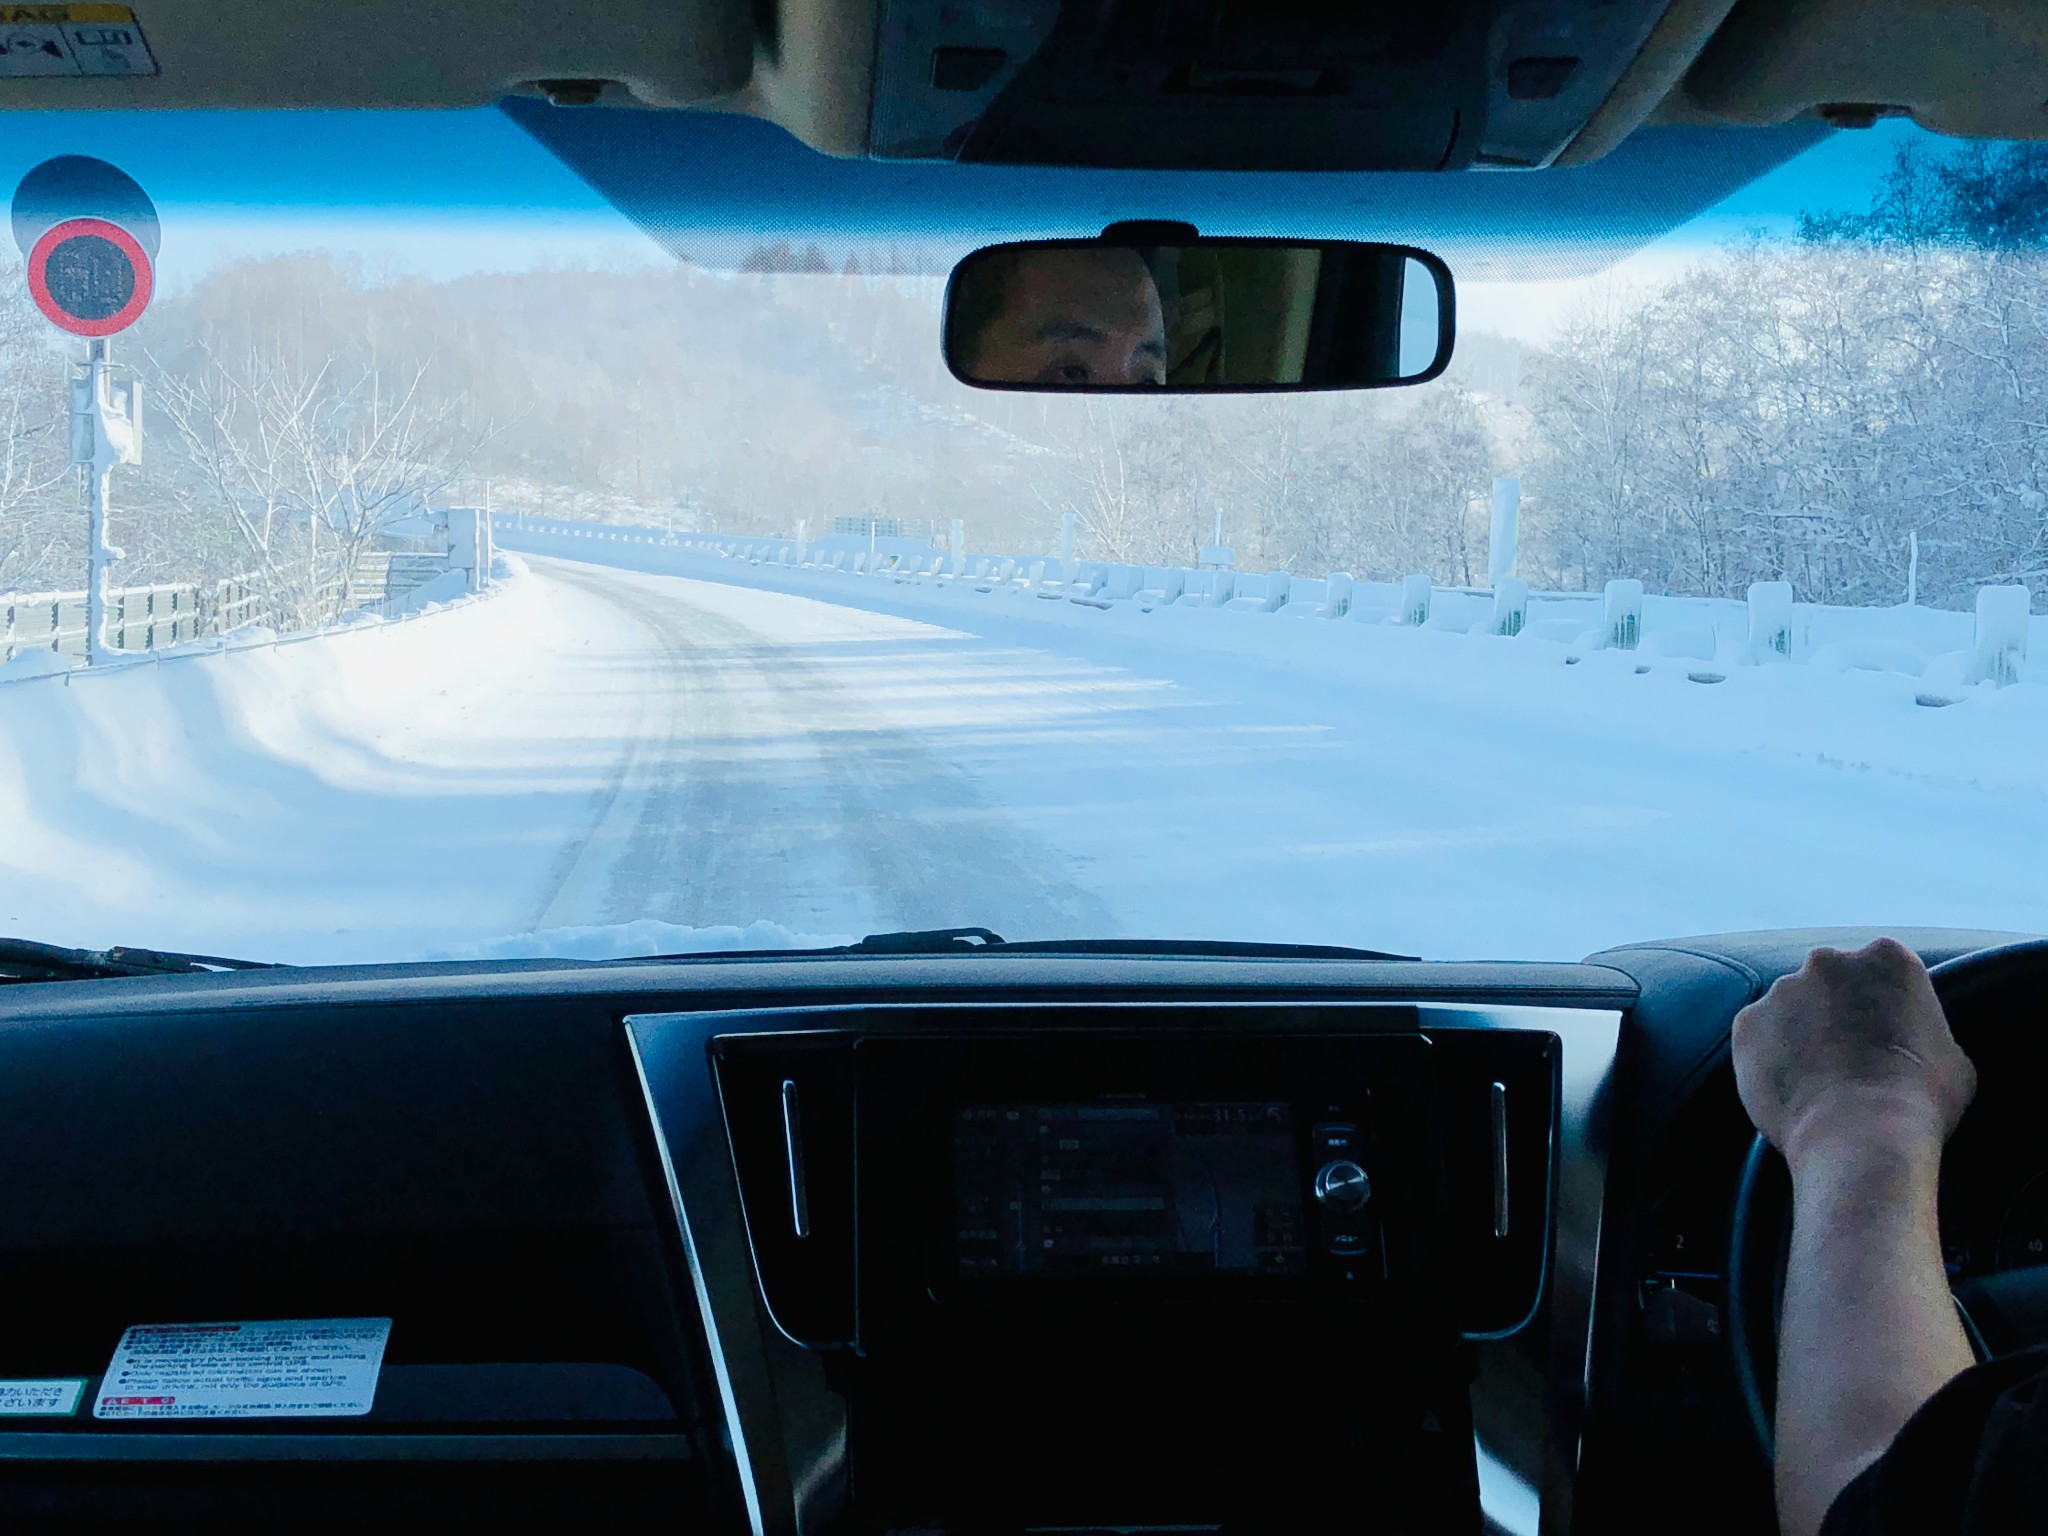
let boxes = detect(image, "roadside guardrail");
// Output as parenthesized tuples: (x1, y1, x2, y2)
(497, 515, 2041, 696)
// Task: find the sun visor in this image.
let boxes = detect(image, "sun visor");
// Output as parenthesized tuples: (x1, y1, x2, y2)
(502, 97, 1828, 281)
(0, 0, 754, 111)
(1676, 0, 2048, 141)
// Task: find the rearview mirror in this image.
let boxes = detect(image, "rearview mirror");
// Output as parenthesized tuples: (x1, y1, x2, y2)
(943, 235, 1453, 392)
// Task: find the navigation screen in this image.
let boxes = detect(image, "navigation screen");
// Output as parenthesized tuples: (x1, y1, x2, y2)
(953, 1101, 1307, 1279)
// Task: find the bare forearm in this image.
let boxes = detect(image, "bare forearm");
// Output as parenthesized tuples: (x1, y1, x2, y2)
(1776, 1135, 1974, 1536)
(1729, 942, 1980, 1536)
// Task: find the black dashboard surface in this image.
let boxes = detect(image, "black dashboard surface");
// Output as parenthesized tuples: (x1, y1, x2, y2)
(0, 929, 2029, 1533)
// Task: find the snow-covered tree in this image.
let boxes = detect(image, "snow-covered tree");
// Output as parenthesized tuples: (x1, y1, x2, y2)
(0, 265, 78, 593)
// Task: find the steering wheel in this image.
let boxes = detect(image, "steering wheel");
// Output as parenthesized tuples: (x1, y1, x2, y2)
(1726, 938, 2048, 1458)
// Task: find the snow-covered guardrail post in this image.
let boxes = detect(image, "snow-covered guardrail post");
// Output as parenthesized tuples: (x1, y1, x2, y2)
(1099, 564, 1143, 601)
(1605, 579, 1643, 649)
(1224, 571, 1290, 613)
(1133, 566, 1182, 607)
(1748, 581, 1794, 662)
(1493, 578, 1528, 637)
(1400, 573, 1431, 626)
(1179, 567, 1235, 607)
(1324, 572, 1353, 618)
(1970, 586, 2031, 686)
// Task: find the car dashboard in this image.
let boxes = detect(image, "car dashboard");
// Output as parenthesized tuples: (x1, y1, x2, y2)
(0, 928, 2028, 1534)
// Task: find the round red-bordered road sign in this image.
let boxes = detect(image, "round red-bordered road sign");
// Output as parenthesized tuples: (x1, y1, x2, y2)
(27, 216, 153, 337)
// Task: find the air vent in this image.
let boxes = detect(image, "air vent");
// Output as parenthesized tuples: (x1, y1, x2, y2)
(711, 1034, 857, 1348)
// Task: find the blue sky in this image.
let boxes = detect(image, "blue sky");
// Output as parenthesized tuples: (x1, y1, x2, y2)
(0, 106, 1977, 340)
(1662, 115, 1928, 237)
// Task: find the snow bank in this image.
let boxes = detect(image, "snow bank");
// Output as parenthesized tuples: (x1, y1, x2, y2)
(0, 559, 664, 964)
(1810, 639, 1931, 676)
(0, 648, 77, 681)
(384, 568, 471, 616)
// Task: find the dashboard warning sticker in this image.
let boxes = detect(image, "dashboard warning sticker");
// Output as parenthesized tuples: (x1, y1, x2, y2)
(94, 1318, 392, 1420)
(0, 1379, 85, 1415)
(0, 7, 158, 77)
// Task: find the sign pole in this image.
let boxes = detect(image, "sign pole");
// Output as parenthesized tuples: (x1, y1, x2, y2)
(84, 336, 114, 665)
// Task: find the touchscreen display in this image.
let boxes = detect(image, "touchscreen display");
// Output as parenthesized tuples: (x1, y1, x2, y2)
(954, 1101, 1307, 1279)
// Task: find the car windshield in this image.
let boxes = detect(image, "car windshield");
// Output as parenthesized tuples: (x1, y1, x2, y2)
(2, 109, 2044, 965)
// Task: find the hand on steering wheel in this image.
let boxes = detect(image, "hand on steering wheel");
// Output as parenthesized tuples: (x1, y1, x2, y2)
(1732, 937, 1976, 1176)
(1727, 938, 2048, 1460)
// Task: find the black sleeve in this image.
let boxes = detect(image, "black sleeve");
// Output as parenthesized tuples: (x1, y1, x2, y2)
(1820, 1346, 2048, 1536)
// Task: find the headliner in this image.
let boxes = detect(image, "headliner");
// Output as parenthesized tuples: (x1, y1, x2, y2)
(504, 100, 1833, 283)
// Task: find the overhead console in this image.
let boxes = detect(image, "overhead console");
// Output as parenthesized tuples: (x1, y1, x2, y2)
(866, 0, 1682, 169)
(630, 999, 1616, 1535)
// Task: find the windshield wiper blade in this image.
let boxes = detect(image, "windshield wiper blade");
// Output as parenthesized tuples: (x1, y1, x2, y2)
(839, 933, 1417, 958)
(616, 926, 1006, 964)
(0, 937, 280, 982)
(841, 929, 1417, 960)
(848, 926, 1006, 953)
(982, 937, 1418, 962)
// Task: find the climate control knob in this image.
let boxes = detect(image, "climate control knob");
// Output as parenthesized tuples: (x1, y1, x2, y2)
(1313, 1158, 1372, 1213)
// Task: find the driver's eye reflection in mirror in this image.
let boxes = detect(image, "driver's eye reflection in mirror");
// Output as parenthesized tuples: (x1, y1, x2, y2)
(954, 246, 1169, 387)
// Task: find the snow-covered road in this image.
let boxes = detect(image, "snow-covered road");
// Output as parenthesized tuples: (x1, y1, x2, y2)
(525, 559, 1117, 940)
(7, 550, 2048, 964)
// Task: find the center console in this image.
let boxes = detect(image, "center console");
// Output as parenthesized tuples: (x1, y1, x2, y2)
(628, 1000, 1602, 1536)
